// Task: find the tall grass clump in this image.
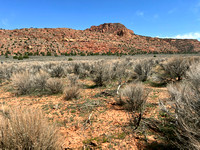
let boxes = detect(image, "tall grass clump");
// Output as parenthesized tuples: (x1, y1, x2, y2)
(11, 71, 33, 95)
(0, 107, 63, 149)
(64, 86, 79, 100)
(63, 75, 80, 100)
(120, 83, 148, 129)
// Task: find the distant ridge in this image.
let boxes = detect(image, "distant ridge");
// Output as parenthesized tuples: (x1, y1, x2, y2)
(0, 23, 200, 55)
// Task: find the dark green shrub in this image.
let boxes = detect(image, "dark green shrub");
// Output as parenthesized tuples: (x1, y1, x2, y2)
(40, 52, 45, 56)
(13, 56, 18, 59)
(46, 51, 52, 56)
(18, 56, 23, 60)
(23, 55, 29, 59)
(28, 52, 33, 56)
(5, 53, 9, 58)
(68, 58, 73, 61)
(65, 52, 70, 56)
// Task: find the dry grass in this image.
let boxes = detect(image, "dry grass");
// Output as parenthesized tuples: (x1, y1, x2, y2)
(64, 86, 80, 100)
(1, 56, 200, 149)
(46, 78, 64, 94)
(120, 83, 148, 112)
(0, 106, 63, 149)
(120, 83, 148, 129)
(11, 71, 33, 95)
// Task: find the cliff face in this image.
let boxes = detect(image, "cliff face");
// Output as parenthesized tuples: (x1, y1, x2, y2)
(0, 23, 200, 55)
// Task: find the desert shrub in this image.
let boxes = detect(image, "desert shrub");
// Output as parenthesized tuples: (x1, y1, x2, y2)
(29, 65, 42, 74)
(23, 55, 29, 59)
(68, 57, 73, 61)
(67, 74, 79, 86)
(46, 51, 51, 56)
(18, 55, 23, 60)
(120, 83, 148, 129)
(160, 57, 189, 81)
(13, 56, 18, 59)
(112, 60, 134, 83)
(167, 64, 200, 149)
(120, 83, 148, 111)
(0, 64, 25, 81)
(167, 82, 200, 149)
(73, 63, 81, 76)
(11, 70, 61, 95)
(32, 70, 50, 92)
(49, 65, 65, 78)
(134, 59, 157, 82)
(46, 78, 64, 94)
(0, 107, 63, 149)
(186, 62, 200, 89)
(73, 63, 91, 79)
(90, 61, 115, 86)
(64, 86, 80, 100)
(11, 71, 33, 95)
(54, 53, 58, 57)
(5, 53, 9, 58)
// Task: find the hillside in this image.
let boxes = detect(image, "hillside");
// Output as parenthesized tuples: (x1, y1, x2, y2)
(0, 23, 200, 56)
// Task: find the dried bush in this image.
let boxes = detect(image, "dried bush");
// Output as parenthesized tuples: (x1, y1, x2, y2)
(73, 63, 91, 79)
(12, 70, 63, 95)
(186, 63, 200, 89)
(160, 57, 189, 81)
(46, 78, 64, 94)
(90, 61, 114, 86)
(64, 86, 80, 100)
(134, 59, 157, 82)
(49, 65, 65, 78)
(11, 71, 33, 95)
(121, 83, 148, 111)
(29, 64, 42, 74)
(167, 64, 200, 149)
(0, 107, 63, 149)
(67, 74, 79, 86)
(0, 64, 25, 82)
(33, 70, 50, 92)
(120, 83, 148, 129)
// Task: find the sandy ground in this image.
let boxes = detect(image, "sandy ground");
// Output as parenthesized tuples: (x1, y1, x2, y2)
(0, 79, 171, 149)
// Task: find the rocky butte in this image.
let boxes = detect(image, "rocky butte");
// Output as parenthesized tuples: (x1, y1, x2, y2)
(0, 23, 200, 55)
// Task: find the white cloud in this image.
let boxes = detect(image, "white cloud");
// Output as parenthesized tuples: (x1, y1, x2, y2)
(174, 32, 200, 40)
(158, 32, 200, 41)
(136, 11, 144, 17)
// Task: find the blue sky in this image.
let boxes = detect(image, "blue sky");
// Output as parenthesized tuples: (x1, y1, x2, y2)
(0, 0, 200, 40)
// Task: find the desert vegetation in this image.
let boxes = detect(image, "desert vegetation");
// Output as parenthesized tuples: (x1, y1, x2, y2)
(0, 55, 199, 149)
(0, 106, 63, 149)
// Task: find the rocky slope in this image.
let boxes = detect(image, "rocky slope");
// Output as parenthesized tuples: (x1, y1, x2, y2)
(0, 23, 200, 55)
